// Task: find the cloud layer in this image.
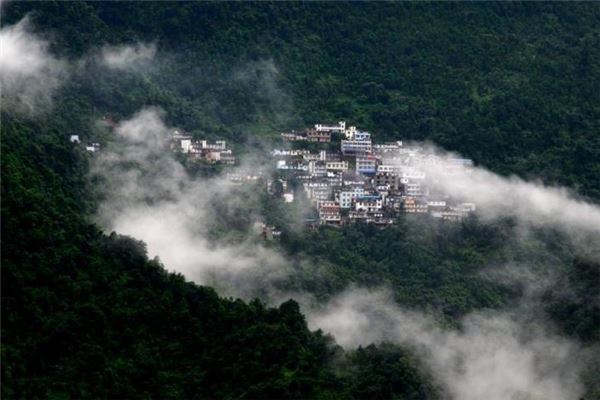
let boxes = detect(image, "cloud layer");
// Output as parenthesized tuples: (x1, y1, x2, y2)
(0, 15, 158, 114)
(0, 16, 67, 113)
(92, 108, 290, 298)
(308, 288, 585, 400)
(384, 145, 600, 262)
(5, 11, 597, 400)
(100, 43, 156, 70)
(91, 109, 600, 400)
(422, 150, 600, 235)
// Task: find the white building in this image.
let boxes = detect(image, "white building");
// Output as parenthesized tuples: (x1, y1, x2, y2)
(283, 192, 295, 203)
(356, 156, 378, 174)
(180, 139, 192, 153)
(344, 126, 370, 141)
(373, 141, 403, 153)
(341, 139, 372, 155)
(404, 181, 425, 197)
(401, 169, 426, 180)
(303, 153, 321, 161)
(198, 140, 226, 151)
(271, 149, 310, 157)
(304, 182, 331, 202)
(355, 196, 383, 212)
(344, 125, 357, 139)
(337, 187, 365, 209)
(326, 160, 349, 172)
(427, 200, 447, 208)
(377, 164, 402, 175)
(86, 143, 101, 152)
(310, 188, 331, 202)
(277, 160, 308, 171)
(315, 121, 346, 133)
(308, 161, 327, 176)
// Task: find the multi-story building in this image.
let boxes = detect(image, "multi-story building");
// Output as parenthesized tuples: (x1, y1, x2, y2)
(401, 181, 425, 197)
(304, 181, 331, 202)
(377, 164, 402, 175)
(337, 187, 365, 209)
(219, 151, 236, 165)
(355, 195, 383, 212)
(348, 210, 368, 223)
(354, 131, 371, 141)
(277, 160, 308, 171)
(326, 160, 349, 172)
(373, 141, 403, 154)
(403, 197, 428, 213)
(356, 156, 378, 175)
(441, 210, 462, 221)
(385, 195, 403, 212)
(271, 149, 310, 157)
(375, 172, 398, 190)
(348, 210, 392, 225)
(318, 201, 342, 224)
(281, 132, 307, 141)
(401, 169, 426, 180)
(307, 187, 330, 202)
(341, 139, 372, 155)
(306, 129, 331, 143)
(308, 161, 327, 177)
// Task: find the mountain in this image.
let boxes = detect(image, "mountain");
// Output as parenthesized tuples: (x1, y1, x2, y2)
(4, 1, 600, 198)
(2, 2, 599, 399)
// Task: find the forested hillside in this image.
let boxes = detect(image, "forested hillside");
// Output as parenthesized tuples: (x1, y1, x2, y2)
(2, 2, 600, 399)
(4, 1, 600, 198)
(1, 112, 437, 398)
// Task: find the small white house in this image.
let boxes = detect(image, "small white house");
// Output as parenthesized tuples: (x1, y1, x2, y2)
(283, 192, 295, 203)
(180, 139, 192, 153)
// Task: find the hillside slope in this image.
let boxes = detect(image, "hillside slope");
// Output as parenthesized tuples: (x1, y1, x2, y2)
(4, 1, 600, 198)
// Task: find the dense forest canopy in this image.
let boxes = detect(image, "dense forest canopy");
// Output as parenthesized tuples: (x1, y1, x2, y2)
(4, 1, 600, 197)
(2, 2, 599, 399)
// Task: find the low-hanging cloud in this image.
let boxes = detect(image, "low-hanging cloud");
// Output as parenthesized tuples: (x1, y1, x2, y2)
(7, 9, 596, 399)
(0, 15, 67, 114)
(383, 144, 600, 268)
(92, 107, 290, 298)
(416, 145, 600, 236)
(100, 43, 156, 71)
(307, 288, 585, 400)
(1, 16, 159, 115)
(91, 109, 600, 399)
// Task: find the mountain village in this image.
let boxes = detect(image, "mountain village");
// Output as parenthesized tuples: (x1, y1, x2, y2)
(171, 121, 477, 227)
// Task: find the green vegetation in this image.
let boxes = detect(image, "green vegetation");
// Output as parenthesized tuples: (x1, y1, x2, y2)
(4, 2, 600, 198)
(2, 2, 600, 399)
(1, 112, 437, 399)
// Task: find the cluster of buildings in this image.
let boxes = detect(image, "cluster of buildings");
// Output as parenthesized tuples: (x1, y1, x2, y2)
(165, 121, 477, 228)
(274, 121, 476, 226)
(70, 135, 101, 153)
(171, 131, 236, 165)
